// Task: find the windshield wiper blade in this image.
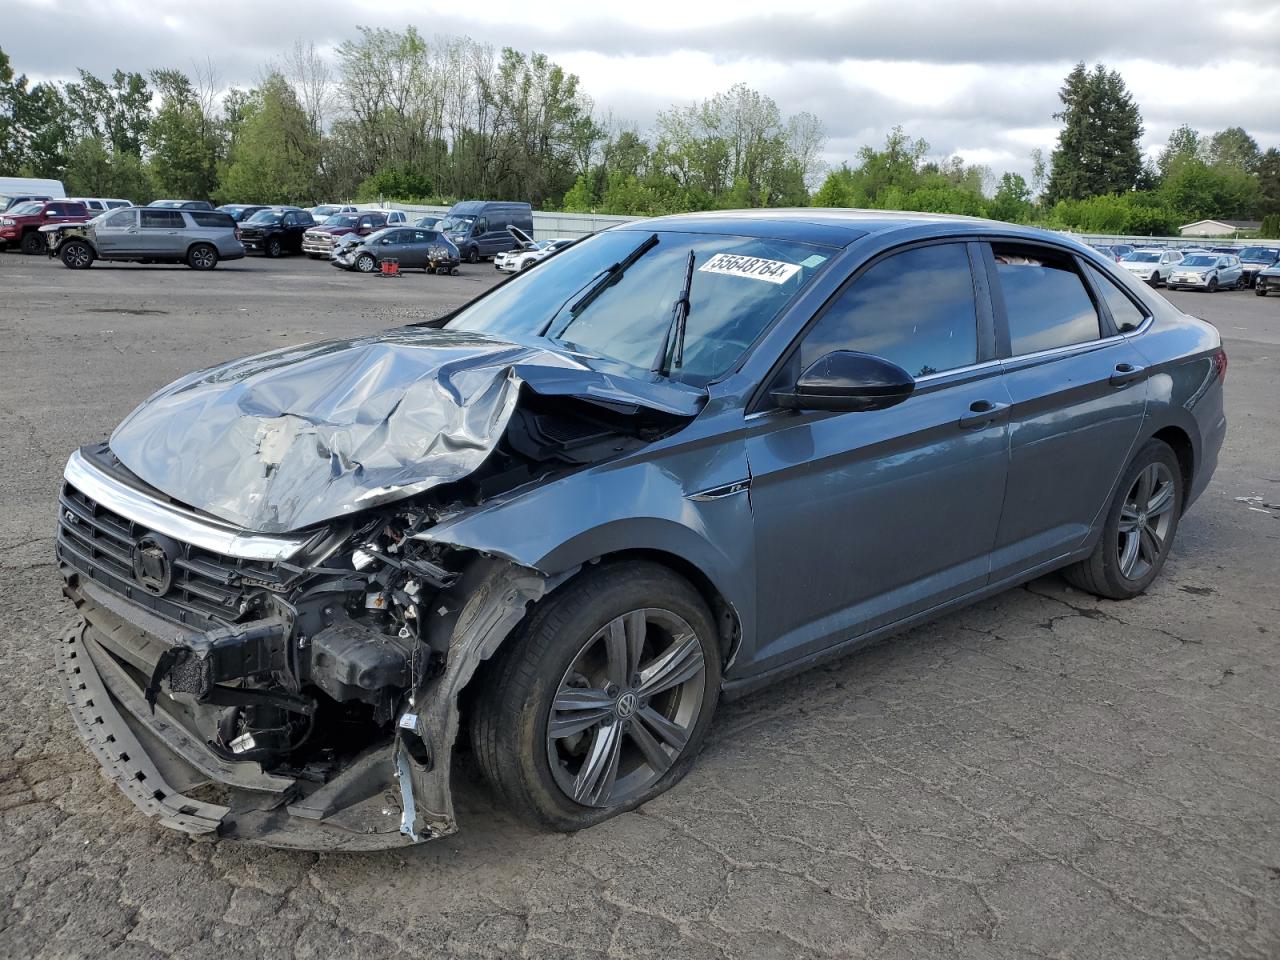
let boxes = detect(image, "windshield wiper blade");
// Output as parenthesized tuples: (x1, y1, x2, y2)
(653, 250, 696, 375)
(569, 233, 659, 318)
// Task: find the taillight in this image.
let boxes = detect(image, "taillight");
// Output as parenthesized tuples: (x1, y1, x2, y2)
(1213, 348, 1227, 384)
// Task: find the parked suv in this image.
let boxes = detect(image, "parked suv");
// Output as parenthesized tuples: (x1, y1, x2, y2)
(0, 199, 91, 254)
(1236, 246, 1280, 287)
(302, 211, 388, 258)
(1118, 248, 1183, 286)
(44, 207, 244, 270)
(237, 207, 315, 257)
(1167, 253, 1244, 291)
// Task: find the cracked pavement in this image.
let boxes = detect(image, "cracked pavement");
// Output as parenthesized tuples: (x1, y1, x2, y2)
(1, 254, 1277, 959)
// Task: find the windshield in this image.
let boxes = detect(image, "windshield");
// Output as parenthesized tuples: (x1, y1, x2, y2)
(1180, 255, 1216, 267)
(447, 230, 832, 384)
(7, 202, 41, 216)
(364, 228, 395, 242)
(247, 211, 283, 225)
(312, 205, 339, 217)
(1239, 247, 1279, 260)
(1123, 252, 1160, 263)
(439, 216, 474, 233)
(325, 214, 359, 227)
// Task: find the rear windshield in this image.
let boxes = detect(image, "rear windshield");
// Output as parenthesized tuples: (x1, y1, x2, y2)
(247, 210, 283, 224)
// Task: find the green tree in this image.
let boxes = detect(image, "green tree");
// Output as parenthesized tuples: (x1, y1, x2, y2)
(1156, 124, 1202, 179)
(988, 172, 1032, 222)
(218, 73, 321, 204)
(1159, 157, 1260, 221)
(1259, 213, 1280, 239)
(64, 69, 151, 156)
(146, 68, 221, 199)
(560, 173, 596, 212)
(1045, 63, 1144, 203)
(64, 136, 152, 202)
(1205, 127, 1260, 172)
(1256, 148, 1280, 216)
(13, 81, 73, 177)
(0, 48, 20, 171)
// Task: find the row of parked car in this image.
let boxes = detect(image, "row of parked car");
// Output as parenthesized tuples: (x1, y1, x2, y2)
(1101, 243, 1280, 293)
(1, 196, 563, 276)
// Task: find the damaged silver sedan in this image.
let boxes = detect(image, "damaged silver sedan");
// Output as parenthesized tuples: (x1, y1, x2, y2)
(57, 211, 1226, 849)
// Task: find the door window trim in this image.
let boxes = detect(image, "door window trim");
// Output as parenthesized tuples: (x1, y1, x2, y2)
(746, 236, 996, 415)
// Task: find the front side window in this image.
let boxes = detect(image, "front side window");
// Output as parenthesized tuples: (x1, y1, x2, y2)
(798, 243, 978, 378)
(103, 210, 135, 228)
(1085, 265, 1147, 333)
(992, 244, 1100, 355)
(448, 230, 833, 384)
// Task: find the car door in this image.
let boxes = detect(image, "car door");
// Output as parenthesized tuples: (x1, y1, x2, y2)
(1160, 251, 1181, 280)
(984, 243, 1149, 580)
(472, 216, 492, 255)
(743, 240, 1011, 676)
(139, 208, 185, 258)
(94, 208, 139, 257)
(401, 230, 430, 268)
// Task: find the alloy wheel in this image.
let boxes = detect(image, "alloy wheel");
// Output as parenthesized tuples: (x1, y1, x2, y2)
(1117, 462, 1176, 580)
(62, 243, 91, 268)
(190, 246, 216, 270)
(546, 608, 707, 808)
(356, 254, 376, 273)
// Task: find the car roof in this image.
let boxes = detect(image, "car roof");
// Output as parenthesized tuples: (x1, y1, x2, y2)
(613, 208, 1089, 250)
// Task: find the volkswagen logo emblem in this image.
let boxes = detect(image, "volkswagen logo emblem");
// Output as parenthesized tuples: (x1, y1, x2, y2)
(615, 691, 638, 720)
(131, 534, 175, 596)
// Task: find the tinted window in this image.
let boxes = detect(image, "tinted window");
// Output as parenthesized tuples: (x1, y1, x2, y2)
(191, 212, 235, 229)
(799, 243, 978, 378)
(141, 209, 184, 229)
(103, 210, 135, 228)
(1085, 265, 1147, 333)
(992, 245, 1099, 355)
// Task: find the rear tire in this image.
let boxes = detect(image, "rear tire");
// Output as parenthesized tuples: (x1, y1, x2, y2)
(60, 241, 94, 269)
(1061, 439, 1183, 600)
(187, 243, 218, 271)
(1257, 285, 1268, 297)
(20, 232, 43, 255)
(471, 561, 722, 831)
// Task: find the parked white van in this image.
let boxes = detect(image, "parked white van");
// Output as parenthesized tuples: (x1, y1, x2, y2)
(0, 177, 66, 211)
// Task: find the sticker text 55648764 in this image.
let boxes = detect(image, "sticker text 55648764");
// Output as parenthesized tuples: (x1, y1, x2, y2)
(698, 253, 802, 284)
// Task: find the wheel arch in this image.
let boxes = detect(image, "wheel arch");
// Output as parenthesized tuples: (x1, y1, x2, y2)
(1150, 424, 1195, 506)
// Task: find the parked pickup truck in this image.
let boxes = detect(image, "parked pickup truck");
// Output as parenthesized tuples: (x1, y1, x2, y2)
(302, 211, 390, 259)
(0, 199, 91, 254)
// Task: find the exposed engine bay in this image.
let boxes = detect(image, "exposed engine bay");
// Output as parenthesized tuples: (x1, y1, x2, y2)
(56, 334, 702, 848)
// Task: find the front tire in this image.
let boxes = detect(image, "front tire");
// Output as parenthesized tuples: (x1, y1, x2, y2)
(60, 241, 94, 269)
(20, 232, 44, 255)
(472, 561, 722, 831)
(467, 246, 480, 264)
(1062, 439, 1183, 600)
(266, 237, 282, 258)
(1207, 276, 1219, 292)
(355, 253, 376, 273)
(1257, 284, 1268, 297)
(187, 243, 218, 271)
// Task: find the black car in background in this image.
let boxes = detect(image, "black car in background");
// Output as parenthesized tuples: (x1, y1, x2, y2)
(237, 206, 316, 257)
(1236, 246, 1280, 287)
(217, 204, 270, 223)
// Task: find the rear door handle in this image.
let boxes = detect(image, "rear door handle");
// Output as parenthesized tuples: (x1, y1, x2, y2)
(958, 399, 1011, 429)
(1109, 362, 1146, 387)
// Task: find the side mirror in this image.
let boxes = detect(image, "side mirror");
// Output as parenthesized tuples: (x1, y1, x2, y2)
(772, 351, 915, 413)
(380, 238, 392, 245)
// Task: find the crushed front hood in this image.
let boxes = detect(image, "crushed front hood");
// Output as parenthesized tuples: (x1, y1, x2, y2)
(109, 327, 704, 533)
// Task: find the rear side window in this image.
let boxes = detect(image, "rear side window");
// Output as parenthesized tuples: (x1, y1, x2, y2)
(141, 210, 184, 228)
(191, 212, 235, 229)
(1085, 265, 1147, 333)
(992, 245, 1100, 355)
(799, 242, 978, 378)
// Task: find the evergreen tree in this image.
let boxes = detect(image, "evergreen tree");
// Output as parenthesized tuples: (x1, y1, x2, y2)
(1156, 124, 1202, 179)
(1045, 63, 1144, 203)
(1256, 148, 1280, 216)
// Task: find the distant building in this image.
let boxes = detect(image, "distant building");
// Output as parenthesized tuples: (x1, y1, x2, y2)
(1179, 219, 1262, 238)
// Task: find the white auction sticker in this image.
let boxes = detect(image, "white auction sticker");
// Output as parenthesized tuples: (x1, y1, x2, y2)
(698, 253, 802, 284)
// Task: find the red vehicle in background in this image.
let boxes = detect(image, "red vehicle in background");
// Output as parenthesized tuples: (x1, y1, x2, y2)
(301, 210, 389, 259)
(0, 199, 92, 254)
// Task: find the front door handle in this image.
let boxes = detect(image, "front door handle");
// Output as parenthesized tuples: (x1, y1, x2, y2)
(1109, 362, 1146, 387)
(958, 399, 1011, 429)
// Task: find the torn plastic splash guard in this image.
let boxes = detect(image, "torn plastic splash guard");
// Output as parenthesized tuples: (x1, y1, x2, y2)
(109, 327, 705, 534)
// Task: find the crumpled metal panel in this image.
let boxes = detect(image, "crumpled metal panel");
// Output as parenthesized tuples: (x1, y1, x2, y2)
(109, 327, 703, 534)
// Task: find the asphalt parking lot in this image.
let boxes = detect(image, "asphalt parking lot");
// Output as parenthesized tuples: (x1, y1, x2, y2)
(1, 251, 1278, 960)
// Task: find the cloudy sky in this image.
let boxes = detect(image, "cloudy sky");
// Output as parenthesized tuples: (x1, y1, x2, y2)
(7, 0, 1280, 183)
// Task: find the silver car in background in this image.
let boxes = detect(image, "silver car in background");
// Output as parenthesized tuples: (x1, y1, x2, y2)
(44, 206, 245, 270)
(1119, 248, 1183, 286)
(1167, 253, 1244, 292)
